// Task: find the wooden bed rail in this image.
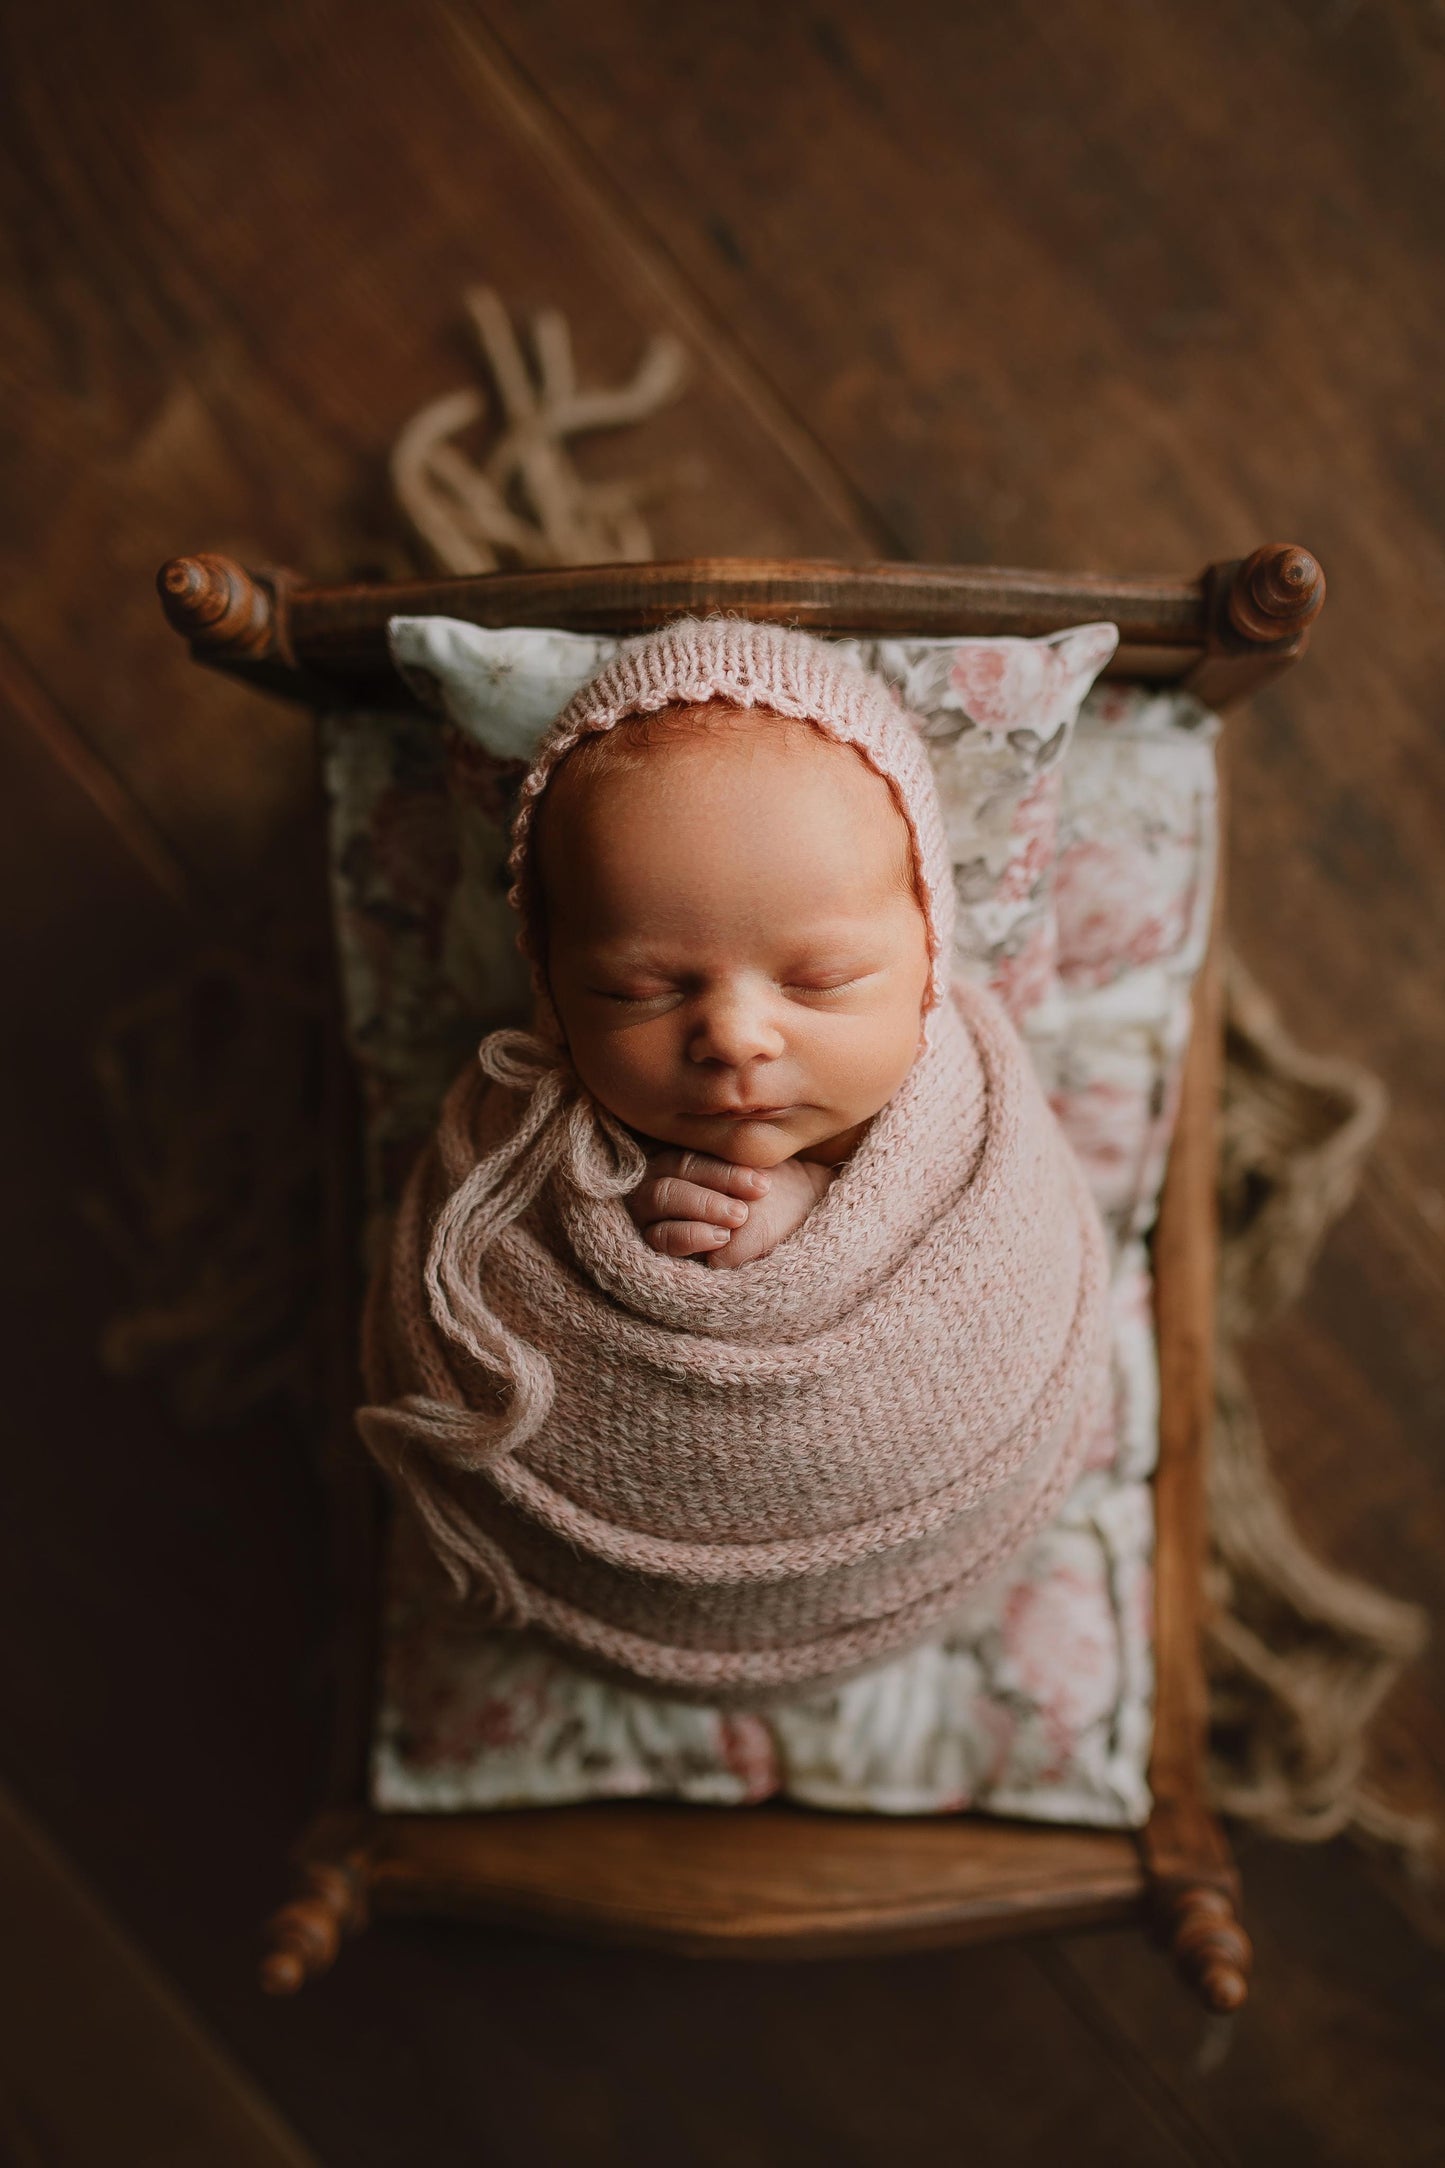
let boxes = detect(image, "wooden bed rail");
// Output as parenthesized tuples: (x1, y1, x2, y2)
(156, 545, 1324, 711)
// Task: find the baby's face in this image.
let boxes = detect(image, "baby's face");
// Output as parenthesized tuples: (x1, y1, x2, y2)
(536, 708, 932, 1170)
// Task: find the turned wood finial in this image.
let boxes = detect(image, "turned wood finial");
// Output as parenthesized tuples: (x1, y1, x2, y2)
(157, 552, 277, 658)
(260, 1860, 367, 1996)
(1225, 544, 1325, 646)
(1167, 1885, 1253, 2014)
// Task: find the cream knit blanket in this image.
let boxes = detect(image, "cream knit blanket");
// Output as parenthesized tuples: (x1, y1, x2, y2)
(358, 972, 1110, 1699)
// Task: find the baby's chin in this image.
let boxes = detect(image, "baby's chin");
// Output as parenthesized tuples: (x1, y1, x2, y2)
(647, 1111, 843, 1170)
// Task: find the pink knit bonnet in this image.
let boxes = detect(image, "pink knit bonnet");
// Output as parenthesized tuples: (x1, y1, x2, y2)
(505, 616, 956, 1038)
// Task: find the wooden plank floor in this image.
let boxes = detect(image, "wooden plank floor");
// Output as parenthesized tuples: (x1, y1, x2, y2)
(3, 1, 1443, 2161)
(0, 1783, 319, 2167)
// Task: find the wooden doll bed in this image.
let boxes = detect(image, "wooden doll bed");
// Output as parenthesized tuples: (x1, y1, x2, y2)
(157, 542, 1324, 2013)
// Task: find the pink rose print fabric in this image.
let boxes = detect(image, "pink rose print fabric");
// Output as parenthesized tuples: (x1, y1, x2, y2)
(861, 623, 1119, 1031)
(326, 635, 1217, 1832)
(1028, 683, 1219, 1251)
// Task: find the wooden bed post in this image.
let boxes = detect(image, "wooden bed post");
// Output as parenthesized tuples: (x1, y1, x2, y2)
(1183, 545, 1324, 711)
(1143, 824, 1253, 2014)
(156, 553, 313, 700)
(261, 1821, 375, 1996)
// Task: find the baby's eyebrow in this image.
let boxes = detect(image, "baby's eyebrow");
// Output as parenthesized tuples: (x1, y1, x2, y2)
(779, 945, 870, 971)
(776, 925, 890, 961)
(570, 948, 687, 987)
(574, 941, 676, 969)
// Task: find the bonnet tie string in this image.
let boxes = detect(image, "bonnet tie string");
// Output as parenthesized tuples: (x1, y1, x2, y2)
(356, 1027, 647, 1602)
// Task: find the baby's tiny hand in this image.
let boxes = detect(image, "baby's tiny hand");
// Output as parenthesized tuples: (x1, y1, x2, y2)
(626, 1149, 771, 1259)
(626, 1147, 833, 1268)
(703, 1154, 834, 1268)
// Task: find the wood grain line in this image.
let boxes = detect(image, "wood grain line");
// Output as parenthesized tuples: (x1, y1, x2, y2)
(1363, 1155, 1445, 1304)
(443, 1, 894, 556)
(0, 1780, 318, 2167)
(1033, 1943, 1241, 2168)
(0, 624, 194, 912)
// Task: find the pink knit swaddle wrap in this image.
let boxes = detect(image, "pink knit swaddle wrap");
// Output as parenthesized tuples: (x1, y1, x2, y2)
(358, 619, 1111, 1699)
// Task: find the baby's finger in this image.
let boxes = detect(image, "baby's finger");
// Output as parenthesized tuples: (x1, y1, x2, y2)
(644, 1219, 733, 1257)
(652, 1150, 771, 1201)
(639, 1176, 750, 1230)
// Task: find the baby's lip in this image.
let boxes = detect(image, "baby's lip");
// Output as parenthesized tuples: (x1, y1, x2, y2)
(693, 1103, 799, 1119)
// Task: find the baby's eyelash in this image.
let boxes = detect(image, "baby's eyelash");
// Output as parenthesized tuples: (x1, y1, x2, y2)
(785, 972, 869, 995)
(589, 973, 874, 1004)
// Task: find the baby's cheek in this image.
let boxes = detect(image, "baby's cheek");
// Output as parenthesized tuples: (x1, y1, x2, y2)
(810, 1008, 919, 1113)
(568, 1022, 674, 1120)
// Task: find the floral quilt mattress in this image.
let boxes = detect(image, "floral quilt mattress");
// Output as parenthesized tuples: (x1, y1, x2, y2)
(322, 624, 1219, 1829)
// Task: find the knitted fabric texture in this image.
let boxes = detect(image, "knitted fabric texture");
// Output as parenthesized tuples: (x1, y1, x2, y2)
(357, 618, 1110, 1698)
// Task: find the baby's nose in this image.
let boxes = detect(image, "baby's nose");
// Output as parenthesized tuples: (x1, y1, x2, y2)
(688, 992, 786, 1067)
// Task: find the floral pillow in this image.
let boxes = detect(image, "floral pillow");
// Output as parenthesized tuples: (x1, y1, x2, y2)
(1036, 683, 1219, 1253)
(864, 628, 1115, 1024)
(389, 612, 1118, 1018)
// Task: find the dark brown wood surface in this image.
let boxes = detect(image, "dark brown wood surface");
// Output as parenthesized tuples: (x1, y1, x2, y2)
(5, 1, 1445, 2162)
(0, 1784, 319, 2166)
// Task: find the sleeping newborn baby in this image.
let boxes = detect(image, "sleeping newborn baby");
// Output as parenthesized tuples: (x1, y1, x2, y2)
(538, 692, 930, 1269)
(359, 618, 1110, 1702)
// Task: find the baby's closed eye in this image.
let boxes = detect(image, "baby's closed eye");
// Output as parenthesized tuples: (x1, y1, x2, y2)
(783, 968, 876, 997)
(589, 981, 677, 1007)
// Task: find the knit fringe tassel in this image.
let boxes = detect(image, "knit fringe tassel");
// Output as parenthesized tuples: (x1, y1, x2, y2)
(1208, 956, 1430, 1862)
(389, 286, 688, 573)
